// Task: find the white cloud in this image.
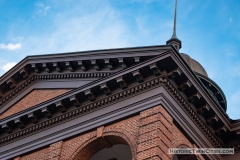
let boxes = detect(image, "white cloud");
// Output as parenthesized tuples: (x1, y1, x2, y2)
(230, 18, 232, 23)
(23, 5, 131, 54)
(1, 62, 17, 72)
(35, 2, 51, 16)
(35, 2, 44, 7)
(0, 43, 21, 50)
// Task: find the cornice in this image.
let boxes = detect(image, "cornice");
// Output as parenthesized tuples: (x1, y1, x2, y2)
(0, 47, 240, 153)
(0, 78, 220, 160)
(0, 74, 222, 149)
(0, 72, 112, 113)
(169, 51, 240, 150)
(0, 75, 167, 146)
(0, 46, 173, 114)
(0, 50, 171, 122)
(0, 45, 170, 87)
(163, 80, 222, 147)
(170, 52, 238, 126)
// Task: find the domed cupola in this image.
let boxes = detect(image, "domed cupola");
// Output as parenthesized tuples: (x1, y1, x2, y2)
(166, 0, 227, 111)
(180, 53, 208, 77)
(180, 53, 227, 112)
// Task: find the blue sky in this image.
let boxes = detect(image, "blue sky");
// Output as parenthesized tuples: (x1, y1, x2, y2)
(0, 0, 240, 119)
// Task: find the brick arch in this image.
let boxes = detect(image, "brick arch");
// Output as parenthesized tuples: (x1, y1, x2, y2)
(103, 128, 138, 159)
(70, 129, 137, 160)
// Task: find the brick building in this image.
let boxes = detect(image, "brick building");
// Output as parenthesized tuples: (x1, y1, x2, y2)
(1, 1, 240, 160)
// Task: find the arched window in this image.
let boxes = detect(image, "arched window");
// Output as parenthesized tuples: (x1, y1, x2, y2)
(90, 144, 131, 160)
(73, 135, 132, 160)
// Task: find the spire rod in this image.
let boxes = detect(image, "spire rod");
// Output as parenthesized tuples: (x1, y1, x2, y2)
(166, 0, 182, 51)
(172, 0, 178, 39)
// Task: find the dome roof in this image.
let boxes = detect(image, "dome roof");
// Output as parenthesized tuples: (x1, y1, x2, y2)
(180, 53, 208, 77)
(180, 53, 227, 111)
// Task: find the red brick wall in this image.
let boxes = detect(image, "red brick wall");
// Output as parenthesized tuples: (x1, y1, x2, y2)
(63, 115, 139, 160)
(13, 105, 205, 160)
(136, 105, 173, 160)
(0, 89, 71, 120)
(18, 148, 49, 160)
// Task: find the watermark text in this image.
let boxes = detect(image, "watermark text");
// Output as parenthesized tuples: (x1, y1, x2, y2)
(169, 148, 234, 155)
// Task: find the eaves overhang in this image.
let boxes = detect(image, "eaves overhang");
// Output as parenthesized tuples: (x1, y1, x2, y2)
(172, 48, 230, 119)
(0, 48, 223, 160)
(0, 45, 172, 113)
(170, 48, 240, 148)
(0, 45, 170, 82)
(0, 45, 240, 155)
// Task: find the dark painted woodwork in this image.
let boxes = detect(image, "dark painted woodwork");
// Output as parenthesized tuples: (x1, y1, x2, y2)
(0, 45, 239, 159)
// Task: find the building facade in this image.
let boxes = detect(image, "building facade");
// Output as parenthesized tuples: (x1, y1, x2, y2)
(0, 44, 239, 160)
(1, 1, 240, 159)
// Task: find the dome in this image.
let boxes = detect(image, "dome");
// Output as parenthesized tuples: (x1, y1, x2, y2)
(180, 53, 208, 77)
(180, 53, 227, 111)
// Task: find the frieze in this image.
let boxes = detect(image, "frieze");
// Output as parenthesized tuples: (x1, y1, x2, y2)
(0, 75, 222, 149)
(163, 79, 222, 148)
(0, 75, 166, 145)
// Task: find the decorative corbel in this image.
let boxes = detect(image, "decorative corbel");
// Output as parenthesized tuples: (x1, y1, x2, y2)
(6, 78, 16, 89)
(53, 62, 62, 72)
(168, 67, 182, 79)
(132, 70, 144, 82)
(42, 63, 51, 73)
(14, 118, 25, 129)
(66, 61, 74, 72)
(188, 92, 201, 103)
(104, 59, 114, 70)
(2, 123, 12, 133)
(149, 64, 160, 76)
(28, 113, 38, 124)
(19, 68, 29, 79)
(69, 95, 81, 107)
(206, 115, 219, 125)
(91, 60, 100, 71)
(41, 107, 52, 118)
(55, 101, 66, 112)
(77, 61, 86, 71)
(84, 89, 95, 101)
(100, 83, 111, 95)
(197, 104, 210, 114)
(134, 57, 140, 63)
(118, 58, 127, 69)
(116, 77, 127, 89)
(31, 63, 40, 73)
(178, 80, 192, 91)
(215, 126, 227, 135)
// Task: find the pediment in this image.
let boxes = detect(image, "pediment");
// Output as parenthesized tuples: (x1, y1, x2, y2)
(0, 45, 170, 114)
(0, 45, 240, 159)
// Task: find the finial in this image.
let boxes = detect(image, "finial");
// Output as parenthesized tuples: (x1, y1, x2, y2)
(172, 0, 178, 39)
(166, 0, 182, 51)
